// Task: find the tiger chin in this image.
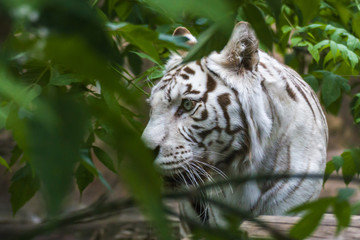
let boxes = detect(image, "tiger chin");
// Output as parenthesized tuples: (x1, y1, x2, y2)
(141, 22, 328, 233)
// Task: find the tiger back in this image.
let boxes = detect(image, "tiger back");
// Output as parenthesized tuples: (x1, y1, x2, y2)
(141, 22, 328, 227)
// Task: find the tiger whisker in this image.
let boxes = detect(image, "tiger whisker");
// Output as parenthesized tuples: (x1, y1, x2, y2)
(191, 158, 229, 180)
(187, 162, 205, 185)
(181, 165, 198, 188)
(191, 158, 233, 194)
(189, 162, 223, 198)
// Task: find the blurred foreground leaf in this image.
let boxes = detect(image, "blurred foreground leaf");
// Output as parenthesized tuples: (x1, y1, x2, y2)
(27, 96, 89, 216)
(9, 164, 40, 215)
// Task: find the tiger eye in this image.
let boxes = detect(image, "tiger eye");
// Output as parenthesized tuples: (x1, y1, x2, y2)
(182, 99, 194, 111)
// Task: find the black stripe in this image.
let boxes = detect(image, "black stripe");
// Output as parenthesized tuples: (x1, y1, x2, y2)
(184, 66, 195, 75)
(293, 82, 316, 120)
(286, 82, 297, 101)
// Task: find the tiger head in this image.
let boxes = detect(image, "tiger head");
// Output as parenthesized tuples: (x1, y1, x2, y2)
(142, 22, 272, 187)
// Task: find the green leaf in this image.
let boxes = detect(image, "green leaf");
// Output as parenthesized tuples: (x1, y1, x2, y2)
(0, 155, 10, 170)
(324, 160, 335, 184)
(337, 188, 355, 202)
(333, 189, 353, 234)
(265, 0, 282, 21)
(9, 144, 22, 167)
(352, 12, 360, 39)
(351, 94, 360, 124)
(50, 68, 84, 86)
(349, 148, 360, 174)
(0, 103, 10, 129)
(336, 43, 359, 69)
(147, 67, 164, 81)
(9, 164, 40, 215)
(346, 35, 360, 51)
(127, 51, 143, 76)
(158, 34, 190, 49)
(114, 1, 133, 20)
(75, 163, 94, 196)
(333, 200, 351, 234)
(0, 69, 42, 110)
(281, 25, 292, 34)
(183, 23, 231, 63)
(107, 22, 161, 63)
(341, 150, 356, 185)
(291, 36, 303, 47)
(289, 198, 333, 239)
(332, 156, 344, 173)
(330, 40, 338, 60)
(320, 71, 349, 108)
(243, 3, 273, 50)
(38, 0, 115, 60)
(93, 146, 116, 173)
(303, 75, 319, 92)
(313, 39, 330, 52)
(27, 97, 88, 216)
(81, 149, 112, 191)
(131, 51, 161, 66)
(351, 201, 360, 215)
(293, 0, 320, 25)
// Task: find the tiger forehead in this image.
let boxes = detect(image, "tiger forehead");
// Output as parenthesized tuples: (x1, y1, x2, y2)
(151, 62, 208, 100)
(162, 62, 202, 83)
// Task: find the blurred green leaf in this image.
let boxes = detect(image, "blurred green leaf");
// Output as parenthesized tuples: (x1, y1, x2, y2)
(50, 67, 84, 86)
(37, 0, 115, 59)
(9, 144, 22, 167)
(265, 0, 282, 22)
(0, 155, 10, 170)
(293, 0, 320, 25)
(333, 188, 354, 234)
(320, 71, 350, 108)
(93, 146, 116, 173)
(352, 12, 360, 38)
(351, 201, 360, 215)
(332, 156, 344, 173)
(9, 164, 40, 215)
(0, 103, 10, 129)
(303, 74, 319, 91)
(28, 97, 88, 216)
(183, 23, 231, 62)
(324, 159, 335, 184)
(341, 150, 356, 185)
(144, 0, 232, 24)
(351, 93, 360, 124)
(81, 149, 112, 191)
(132, 51, 161, 66)
(75, 163, 95, 196)
(337, 188, 355, 202)
(289, 198, 333, 239)
(107, 22, 161, 63)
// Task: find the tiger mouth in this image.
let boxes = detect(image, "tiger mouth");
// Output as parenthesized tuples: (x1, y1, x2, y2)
(163, 173, 194, 188)
(160, 164, 212, 188)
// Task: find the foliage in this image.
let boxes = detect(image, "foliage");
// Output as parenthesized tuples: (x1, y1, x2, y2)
(0, 0, 359, 239)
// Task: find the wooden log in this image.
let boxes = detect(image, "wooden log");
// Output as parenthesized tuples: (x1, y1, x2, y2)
(241, 214, 360, 240)
(1, 211, 360, 239)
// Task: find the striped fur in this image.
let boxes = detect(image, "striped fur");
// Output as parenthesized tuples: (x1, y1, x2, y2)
(142, 22, 328, 228)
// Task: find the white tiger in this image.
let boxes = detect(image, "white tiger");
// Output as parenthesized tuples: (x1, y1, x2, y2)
(141, 22, 328, 230)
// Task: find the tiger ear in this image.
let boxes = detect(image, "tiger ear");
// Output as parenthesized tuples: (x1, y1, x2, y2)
(173, 27, 197, 46)
(172, 27, 197, 57)
(218, 22, 259, 71)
